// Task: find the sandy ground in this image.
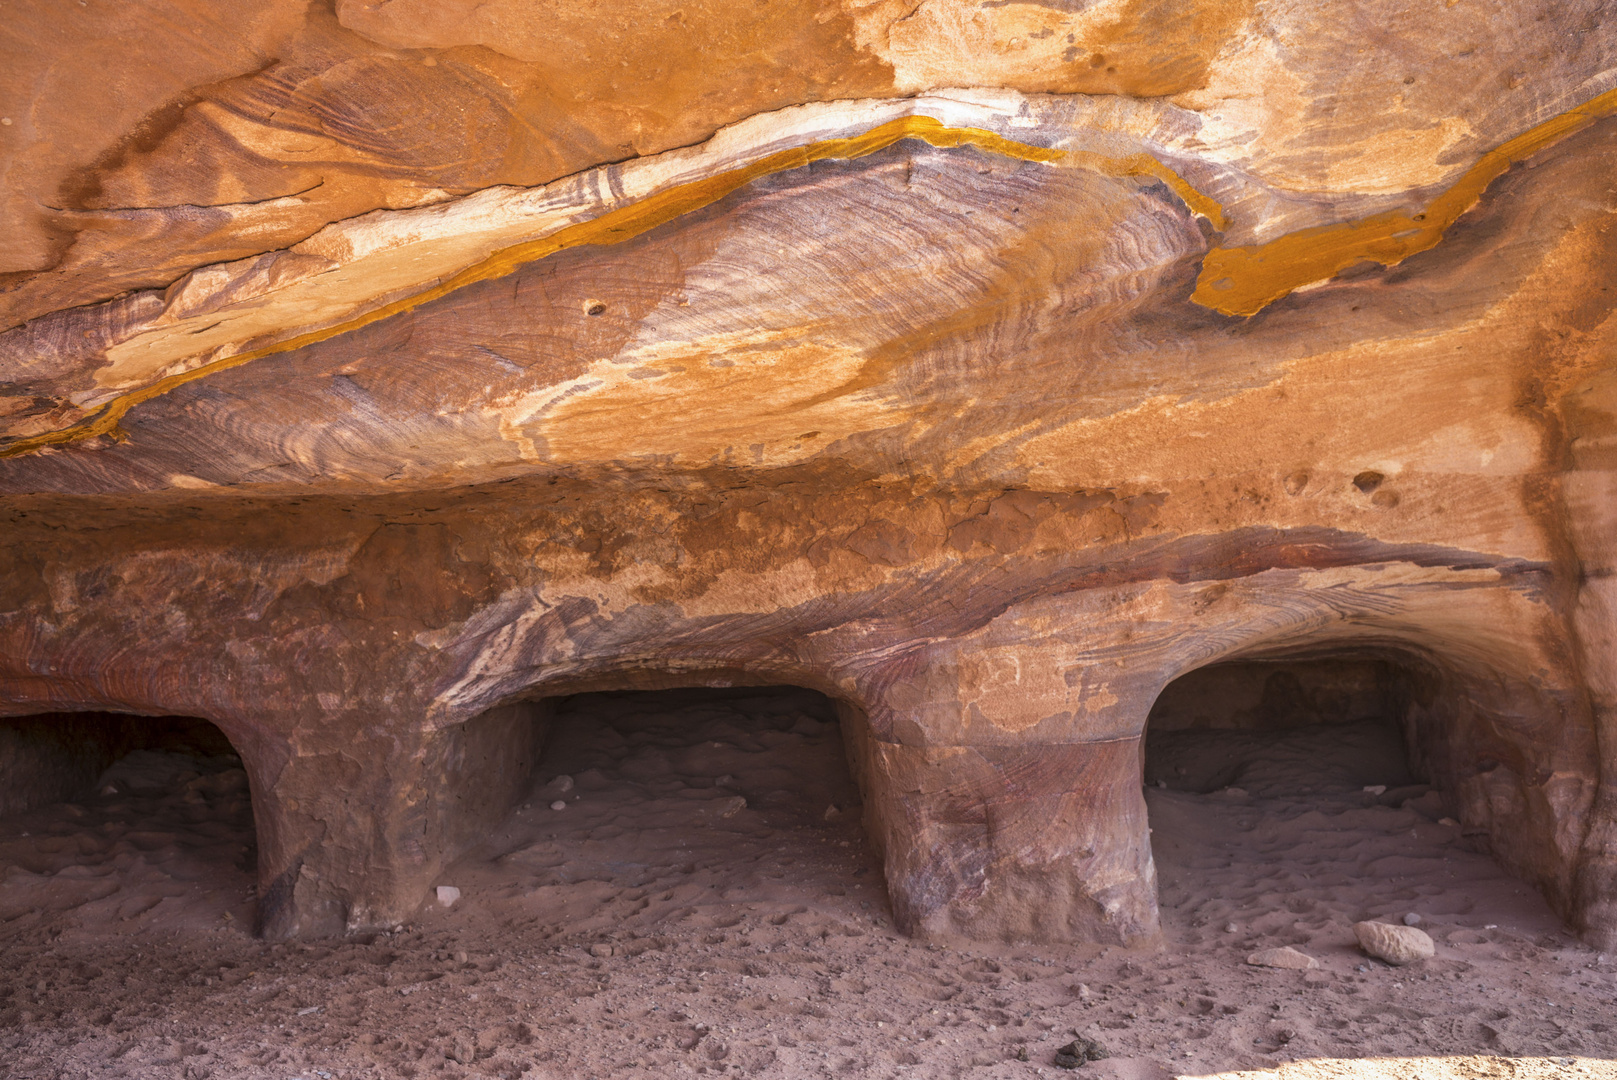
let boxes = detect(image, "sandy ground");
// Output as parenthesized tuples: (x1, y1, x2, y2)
(1, 688, 1615, 1080)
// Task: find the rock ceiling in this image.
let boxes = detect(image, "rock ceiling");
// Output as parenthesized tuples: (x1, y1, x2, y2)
(2, 1, 1614, 491)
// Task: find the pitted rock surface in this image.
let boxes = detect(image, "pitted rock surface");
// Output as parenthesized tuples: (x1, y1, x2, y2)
(1355, 921, 1438, 966)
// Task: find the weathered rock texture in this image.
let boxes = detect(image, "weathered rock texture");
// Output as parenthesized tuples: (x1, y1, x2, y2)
(1, 1, 1616, 946)
(1354, 921, 1437, 966)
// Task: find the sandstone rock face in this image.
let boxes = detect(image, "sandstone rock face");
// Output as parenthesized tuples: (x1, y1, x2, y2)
(1354, 921, 1437, 966)
(1, 1, 1616, 947)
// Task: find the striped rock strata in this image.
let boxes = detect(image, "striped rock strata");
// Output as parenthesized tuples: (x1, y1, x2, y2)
(1, 1, 1616, 946)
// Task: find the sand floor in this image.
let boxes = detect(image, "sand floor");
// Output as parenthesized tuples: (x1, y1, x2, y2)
(1, 688, 1614, 1079)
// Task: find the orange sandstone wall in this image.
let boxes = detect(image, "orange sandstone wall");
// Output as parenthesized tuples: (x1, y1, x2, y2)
(0, 0, 1614, 946)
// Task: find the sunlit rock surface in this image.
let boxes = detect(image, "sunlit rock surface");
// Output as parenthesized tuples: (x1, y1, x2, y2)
(1, 0, 1615, 946)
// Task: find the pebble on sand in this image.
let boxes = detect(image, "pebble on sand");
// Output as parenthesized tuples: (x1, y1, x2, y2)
(1245, 946, 1320, 970)
(550, 800, 568, 811)
(1354, 920, 1435, 965)
(436, 885, 461, 908)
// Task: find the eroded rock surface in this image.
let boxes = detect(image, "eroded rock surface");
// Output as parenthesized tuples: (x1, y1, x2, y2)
(1, 0, 1616, 948)
(1354, 921, 1437, 966)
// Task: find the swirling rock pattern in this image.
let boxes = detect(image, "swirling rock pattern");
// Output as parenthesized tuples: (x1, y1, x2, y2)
(1, 1, 1615, 946)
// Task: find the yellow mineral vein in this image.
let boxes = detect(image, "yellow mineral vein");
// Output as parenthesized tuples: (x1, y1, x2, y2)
(1193, 86, 1617, 317)
(2, 117, 1071, 459)
(15, 84, 1610, 459)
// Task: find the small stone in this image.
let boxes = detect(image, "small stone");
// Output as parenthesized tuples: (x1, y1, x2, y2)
(1439, 817, 1460, 827)
(589, 942, 614, 957)
(1224, 922, 1239, 934)
(550, 800, 568, 811)
(1072, 983, 1092, 1000)
(718, 795, 747, 818)
(823, 804, 841, 821)
(1053, 1036, 1107, 1069)
(436, 885, 461, 907)
(545, 774, 575, 795)
(1246, 946, 1320, 970)
(1363, 785, 1387, 795)
(1354, 920, 1435, 965)
(1403, 913, 1422, 927)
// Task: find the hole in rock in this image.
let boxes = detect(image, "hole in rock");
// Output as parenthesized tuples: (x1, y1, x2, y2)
(1143, 655, 1571, 948)
(436, 686, 888, 942)
(0, 713, 258, 941)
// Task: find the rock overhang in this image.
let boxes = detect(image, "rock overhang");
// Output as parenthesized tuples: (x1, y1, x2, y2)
(1, 0, 1616, 947)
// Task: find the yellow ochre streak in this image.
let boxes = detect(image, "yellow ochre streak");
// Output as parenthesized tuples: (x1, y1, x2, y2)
(0, 117, 1071, 459)
(1194, 85, 1617, 317)
(9, 88, 1611, 459)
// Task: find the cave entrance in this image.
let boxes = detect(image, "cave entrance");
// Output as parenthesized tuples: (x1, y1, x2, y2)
(0, 713, 258, 939)
(1143, 657, 1424, 799)
(444, 685, 888, 942)
(1141, 652, 1573, 951)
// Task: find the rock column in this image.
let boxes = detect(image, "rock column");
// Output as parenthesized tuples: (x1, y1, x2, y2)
(249, 701, 546, 939)
(846, 635, 1160, 945)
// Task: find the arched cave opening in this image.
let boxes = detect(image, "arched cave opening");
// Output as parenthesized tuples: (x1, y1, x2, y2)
(1143, 656, 1427, 798)
(437, 685, 887, 942)
(1141, 650, 1576, 948)
(0, 712, 258, 938)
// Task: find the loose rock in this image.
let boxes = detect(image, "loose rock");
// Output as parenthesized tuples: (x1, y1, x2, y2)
(1053, 1036, 1108, 1069)
(436, 885, 461, 908)
(1354, 920, 1435, 965)
(1246, 946, 1320, 970)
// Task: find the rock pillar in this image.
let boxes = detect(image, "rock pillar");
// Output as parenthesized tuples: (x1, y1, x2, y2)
(845, 636, 1160, 946)
(250, 701, 547, 939)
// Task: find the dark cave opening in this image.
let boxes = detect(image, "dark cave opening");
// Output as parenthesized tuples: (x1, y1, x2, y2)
(0, 712, 259, 936)
(444, 685, 889, 931)
(1142, 657, 1430, 799)
(1136, 649, 1580, 945)
(534, 685, 864, 832)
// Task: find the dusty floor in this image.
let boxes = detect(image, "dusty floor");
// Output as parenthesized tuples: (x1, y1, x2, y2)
(1, 688, 1614, 1080)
